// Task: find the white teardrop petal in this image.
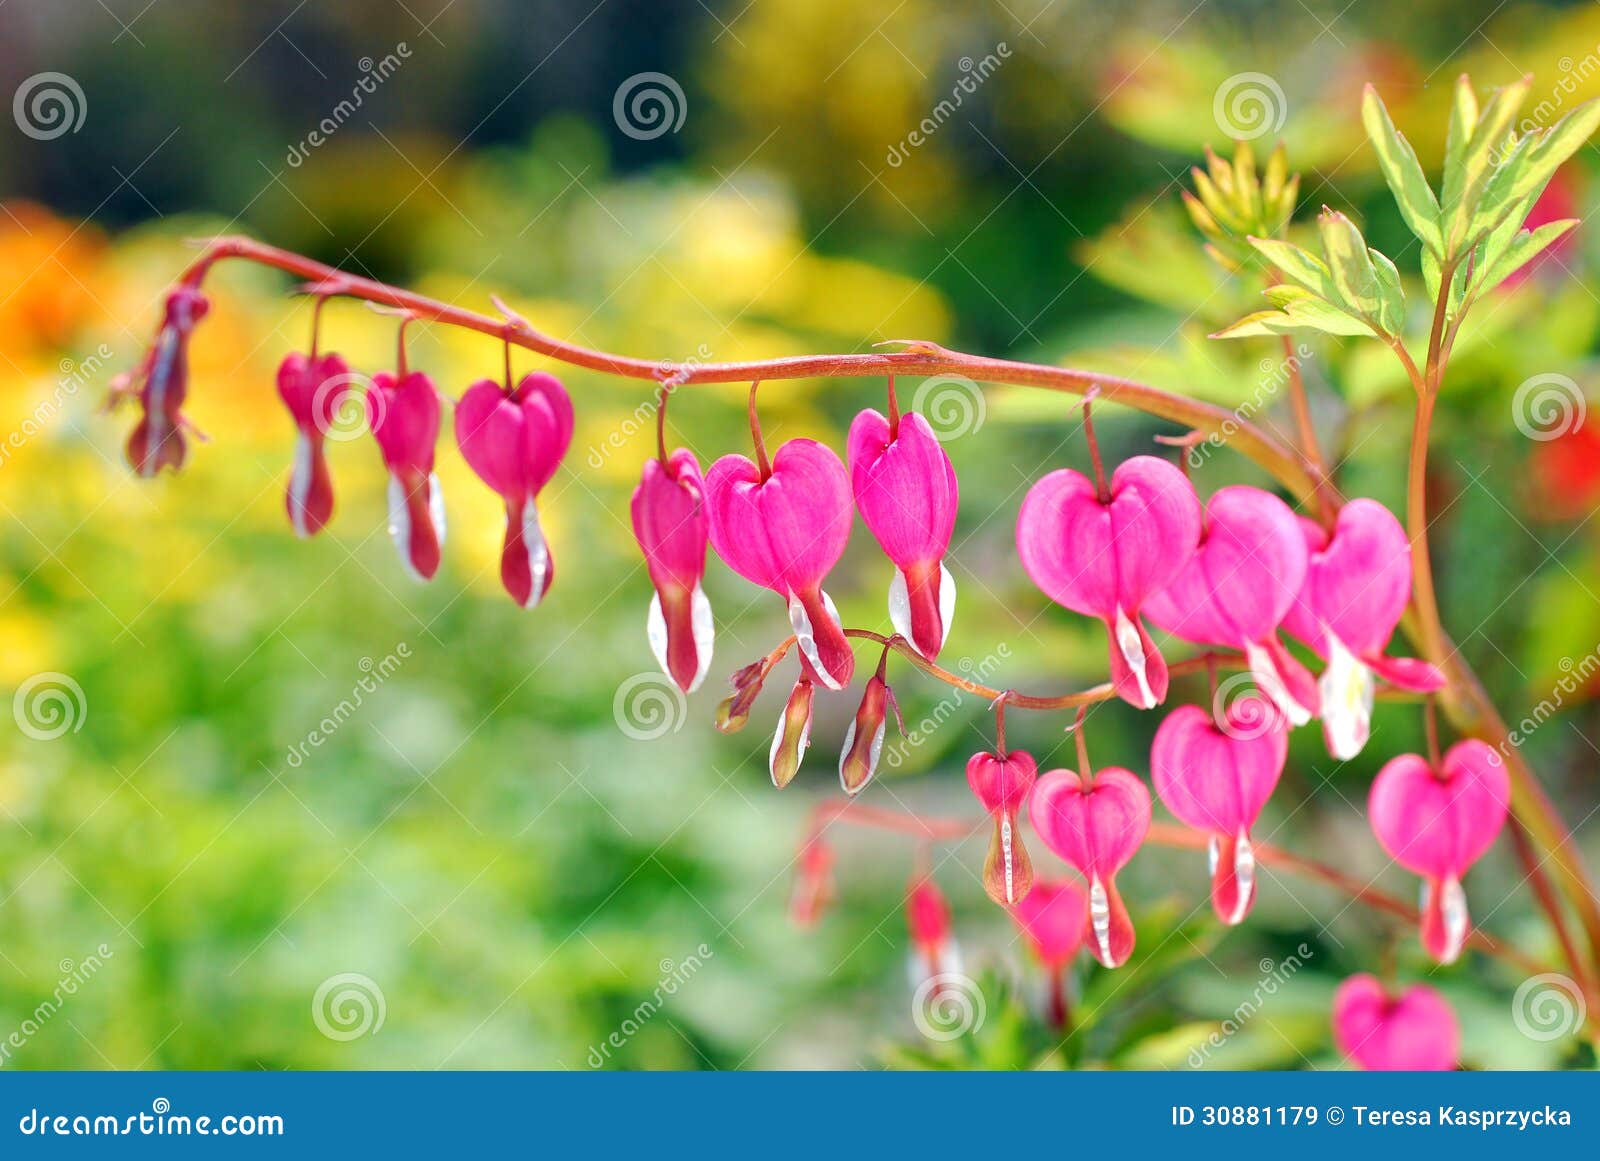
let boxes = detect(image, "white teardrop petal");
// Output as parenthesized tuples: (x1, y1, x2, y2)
(1113, 606, 1157, 708)
(1245, 640, 1312, 726)
(1318, 628, 1374, 760)
(518, 502, 550, 609)
(1088, 875, 1114, 968)
(386, 475, 418, 580)
(788, 589, 847, 691)
(688, 582, 714, 693)
(288, 432, 315, 539)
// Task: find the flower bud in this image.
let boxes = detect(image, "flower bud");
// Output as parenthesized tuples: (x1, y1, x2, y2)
(965, 748, 1038, 906)
(768, 677, 815, 789)
(715, 661, 768, 735)
(789, 833, 835, 928)
(124, 285, 209, 477)
(839, 671, 894, 796)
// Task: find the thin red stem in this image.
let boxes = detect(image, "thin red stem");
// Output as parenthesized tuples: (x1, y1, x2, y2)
(886, 373, 900, 439)
(748, 380, 771, 480)
(656, 384, 671, 464)
(1082, 389, 1110, 503)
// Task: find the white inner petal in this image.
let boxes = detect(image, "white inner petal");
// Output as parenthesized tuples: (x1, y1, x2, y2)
(788, 590, 846, 691)
(1114, 606, 1157, 708)
(427, 472, 448, 548)
(1089, 875, 1114, 967)
(288, 432, 314, 539)
(888, 568, 912, 645)
(646, 592, 670, 677)
(1001, 814, 1015, 903)
(1245, 640, 1312, 726)
(1318, 627, 1374, 760)
(769, 695, 813, 786)
(386, 475, 418, 581)
(837, 720, 857, 789)
(1227, 831, 1255, 927)
(1426, 876, 1470, 965)
(518, 502, 550, 609)
(688, 582, 714, 693)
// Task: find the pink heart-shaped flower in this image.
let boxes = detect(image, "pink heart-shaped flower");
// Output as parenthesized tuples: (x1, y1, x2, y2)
(1011, 877, 1089, 969)
(631, 449, 713, 693)
(1369, 739, 1510, 963)
(1332, 974, 1459, 1071)
(966, 748, 1039, 906)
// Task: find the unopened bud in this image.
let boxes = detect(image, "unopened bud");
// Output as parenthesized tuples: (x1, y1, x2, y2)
(768, 678, 814, 788)
(839, 672, 893, 796)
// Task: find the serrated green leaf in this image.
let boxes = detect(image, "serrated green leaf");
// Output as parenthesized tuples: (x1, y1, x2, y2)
(1318, 210, 1381, 317)
(1474, 219, 1579, 295)
(1443, 76, 1531, 253)
(1362, 86, 1443, 254)
(1467, 97, 1600, 251)
(1214, 285, 1376, 339)
(1247, 237, 1333, 294)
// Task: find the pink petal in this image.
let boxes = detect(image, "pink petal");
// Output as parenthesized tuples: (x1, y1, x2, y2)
(705, 439, 853, 595)
(1369, 741, 1510, 880)
(1333, 974, 1459, 1071)
(847, 409, 958, 566)
(1028, 765, 1151, 881)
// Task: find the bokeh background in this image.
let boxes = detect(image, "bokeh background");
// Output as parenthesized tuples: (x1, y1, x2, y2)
(1, 0, 1598, 1069)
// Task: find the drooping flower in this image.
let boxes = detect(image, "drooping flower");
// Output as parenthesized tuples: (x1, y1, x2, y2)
(368, 367, 446, 581)
(123, 285, 209, 477)
(275, 349, 350, 538)
(1332, 974, 1459, 1071)
(1011, 877, 1088, 970)
(965, 747, 1037, 905)
(1029, 764, 1151, 968)
(839, 662, 897, 796)
(705, 439, 855, 691)
(455, 371, 573, 607)
(768, 677, 815, 789)
(906, 874, 957, 983)
(1150, 695, 1286, 924)
(1281, 499, 1446, 759)
(714, 659, 767, 735)
(1146, 485, 1318, 725)
(847, 405, 959, 660)
(631, 448, 712, 692)
(1017, 456, 1201, 708)
(789, 830, 835, 928)
(1012, 876, 1087, 1029)
(1369, 740, 1510, 964)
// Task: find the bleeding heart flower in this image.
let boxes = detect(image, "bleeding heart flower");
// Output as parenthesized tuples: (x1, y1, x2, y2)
(1282, 499, 1446, 760)
(1011, 877, 1088, 969)
(455, 372, 573, 607)
(631, 449, 713, 693)
(847, 407, 959, 660)
(789, 830, 835, 928)
(123, 285, 209, 477)
(768, 677, 815, 789)
(1369, 740, 1510, 964)
(1017, 455, 1201, 708)
(275, 351, 350, 538)
(1332, 974, 1459, 1071)
(705, 439, 855, 691)
(369, 369, 446, 581)
(906, 874, 957, 983)
(965, 747, 1038, 905)
(1150, 696, 1287, 924)
(839, 665, 897, 796)
(1146, 485, 1318, 725)
(1029, 764, 1151, 968)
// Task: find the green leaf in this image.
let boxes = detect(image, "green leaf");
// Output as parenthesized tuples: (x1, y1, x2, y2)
(1467, 97, 1600, 250)
(1441, 74, 1480, 214)
(1362, 85, 1443, 254)
(1213, 285, 1376, 339)
(1370, 248, 1407, 334)
(1246, 237, 1334, 295)
(1317, 209, 1381, 317)
(1474, 219, 1579, 296)
(1443, 76, 1530, 253)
